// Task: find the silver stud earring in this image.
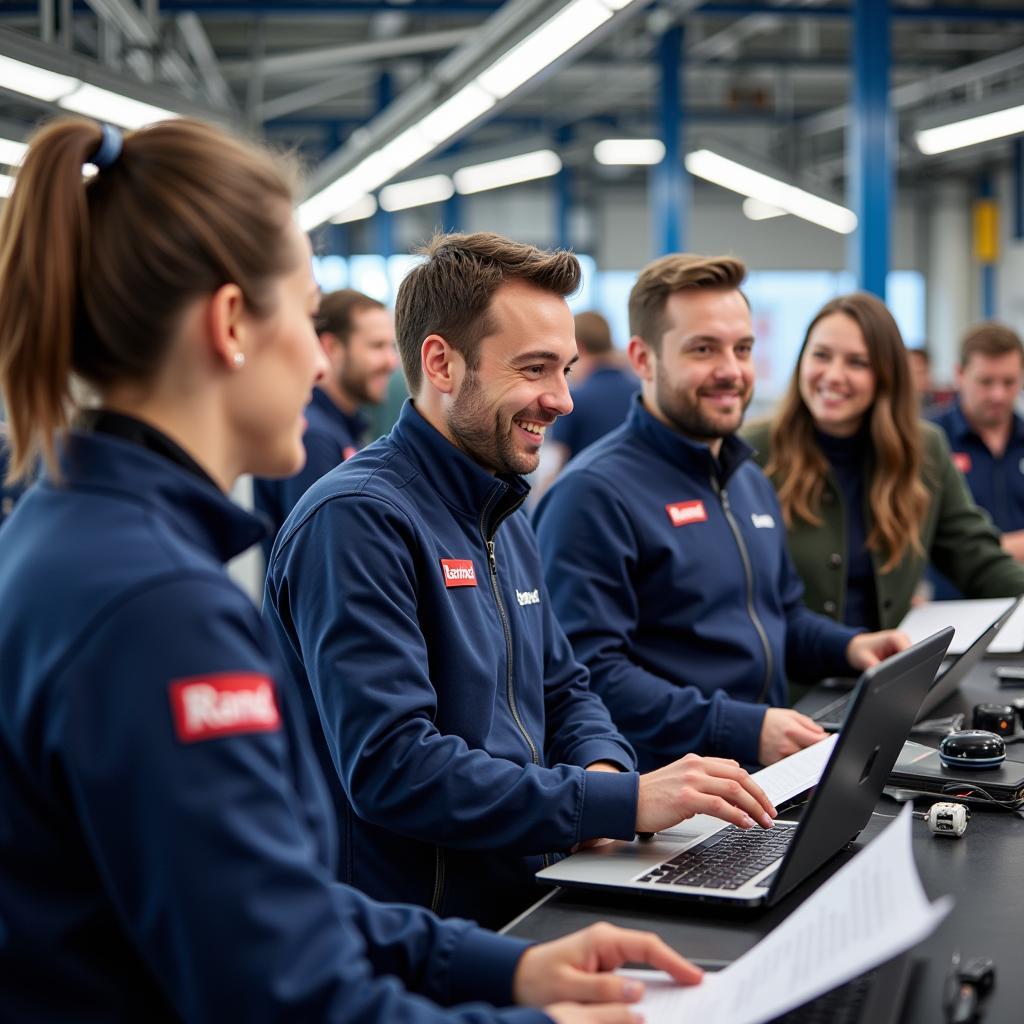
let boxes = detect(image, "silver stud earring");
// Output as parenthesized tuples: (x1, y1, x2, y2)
(232, 351, 246, 369)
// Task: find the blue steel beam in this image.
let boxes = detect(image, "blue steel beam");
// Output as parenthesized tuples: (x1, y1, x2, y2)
(848, 0, 890, 298)
(978, 172, 996, 318)
(651, 25, 687, 257)
(694, 3, 1024, 20)
(1014, 139, 1024, 242)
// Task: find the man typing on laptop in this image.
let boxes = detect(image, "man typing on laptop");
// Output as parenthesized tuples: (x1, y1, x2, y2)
(534, 254, 909, 772)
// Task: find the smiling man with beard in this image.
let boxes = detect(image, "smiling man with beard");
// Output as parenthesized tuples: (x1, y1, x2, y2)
(262, 234, 778, 928)
(533, 253, 907, 773)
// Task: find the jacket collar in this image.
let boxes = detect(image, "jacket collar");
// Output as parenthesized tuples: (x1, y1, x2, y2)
(389, 400, 529, 534)
(310, 386, 367, 440)
(627, 395, 754, 484)
(55, 430, 267, 563)
(945, 397, 1024, 448)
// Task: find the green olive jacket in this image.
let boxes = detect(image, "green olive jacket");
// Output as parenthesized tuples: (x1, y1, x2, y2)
(741, 419, 1024, 630)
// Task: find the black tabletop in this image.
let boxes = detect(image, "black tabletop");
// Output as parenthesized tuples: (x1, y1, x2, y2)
(505, 660, 1024, 1023)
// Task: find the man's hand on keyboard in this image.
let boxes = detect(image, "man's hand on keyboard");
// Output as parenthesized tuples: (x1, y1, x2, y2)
(636, 753, 777, 834)
(758, 708, 827, 766)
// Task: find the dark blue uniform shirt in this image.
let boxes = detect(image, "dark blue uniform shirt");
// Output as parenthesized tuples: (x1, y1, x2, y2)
(930, 399, 1024, 534)
(263, 401, 639, 928)
(0, 424, 541, 1024)
(253, 387, 368, 563)
(549, 365, 640, 459)
(533, 398, 858, 771)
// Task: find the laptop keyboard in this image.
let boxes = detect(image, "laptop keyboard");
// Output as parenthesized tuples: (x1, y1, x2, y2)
(768, 969, 874, 1023)
(635, 823, 797, 890)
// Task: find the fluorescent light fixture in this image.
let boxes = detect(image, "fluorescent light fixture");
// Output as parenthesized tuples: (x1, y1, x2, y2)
(416, 83, 495, 144)
(0, 172, 14, 198)
(329, 194, 378, 224)
(477, 0, 613, 100)
(59, 83, 178, 129)
(0, 138, 27, 167)
(380, 174, 454, 212)
(0, 53, 78, 102)
(685, 149, 857, 234)
(742, 197, 786, 221)
(915, 102, 1024, 155)
(594, 138, 665, 165)
(454, 149, 562, 194)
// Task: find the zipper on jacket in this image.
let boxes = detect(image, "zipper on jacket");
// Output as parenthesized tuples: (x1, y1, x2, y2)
(480, 488, 549, 868)
(430, 846, 446, 914)
(712, 477, 775, 704)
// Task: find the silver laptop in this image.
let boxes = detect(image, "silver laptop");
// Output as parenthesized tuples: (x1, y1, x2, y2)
(537, 629, 952, 908)
(799, 596, 1019, 731)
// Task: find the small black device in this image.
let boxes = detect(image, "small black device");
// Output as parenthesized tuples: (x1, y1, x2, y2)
(944, 952, 996, 1024)
(939, 730, 1006, 769)
(972, 703, 1017, 737)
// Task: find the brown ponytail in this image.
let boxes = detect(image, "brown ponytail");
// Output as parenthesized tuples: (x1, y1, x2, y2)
(0, 117, 298, 481)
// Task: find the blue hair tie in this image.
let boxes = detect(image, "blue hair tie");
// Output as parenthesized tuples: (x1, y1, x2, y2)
(87, 123, 122, 170)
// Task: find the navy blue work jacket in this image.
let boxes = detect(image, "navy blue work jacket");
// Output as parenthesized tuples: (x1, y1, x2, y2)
(253, 386, 368, 563)
(263, 401, 639, 928)
(549, 365, 640, 459)
(534, 399, 857, 771)
(930, 399, 1024, 534)
(0, 429, 543, 1024)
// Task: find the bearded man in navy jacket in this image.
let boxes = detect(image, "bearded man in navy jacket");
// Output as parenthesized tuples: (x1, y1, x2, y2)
(533, 254, 909, 773)
(263, 234, 776, 928)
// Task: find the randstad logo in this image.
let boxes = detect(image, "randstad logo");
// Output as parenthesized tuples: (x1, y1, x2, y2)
(441, 559, 477, 588)
(750, 513, 776, 529)
(516, 588, 540, 607)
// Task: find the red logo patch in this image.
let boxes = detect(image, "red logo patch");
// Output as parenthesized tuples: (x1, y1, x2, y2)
(952, 452, 972, 474)
(342, 446, 357, 461)
(665, 500, 708, 527)
(169, 673, 281, 744)
(441, 558, 477, 587)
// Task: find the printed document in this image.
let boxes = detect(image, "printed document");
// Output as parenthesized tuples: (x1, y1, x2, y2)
(624, 805, 952, 1024)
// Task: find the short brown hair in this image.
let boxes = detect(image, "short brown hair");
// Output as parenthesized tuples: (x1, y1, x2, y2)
(394, 231, 580, 394)
(574, 311, 613, 355)
(628, 254, 746, 352)
(960, 322, 1024, 367)
(317, 288, 385, 345)
(0, 117, 297, 481)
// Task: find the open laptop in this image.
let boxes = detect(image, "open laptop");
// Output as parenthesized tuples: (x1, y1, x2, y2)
(537, 628, 952, 908)
(798, 596, 1019, 731)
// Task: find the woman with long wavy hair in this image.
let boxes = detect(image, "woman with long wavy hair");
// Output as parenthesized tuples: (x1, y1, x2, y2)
(743, 292, 1024, 631)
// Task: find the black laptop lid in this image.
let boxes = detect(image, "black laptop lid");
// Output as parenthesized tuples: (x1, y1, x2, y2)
(767, 628, 953, 905)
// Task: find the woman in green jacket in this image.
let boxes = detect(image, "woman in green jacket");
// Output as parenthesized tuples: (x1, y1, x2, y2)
(743, 292, 1024, 631)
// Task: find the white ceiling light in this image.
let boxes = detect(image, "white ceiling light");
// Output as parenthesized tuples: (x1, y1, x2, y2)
(0, 53, 78, 102)
(300, 0, 643, 228)
(329, 194, 377, 224)
(454, 149, 562, 195)
(380, 174, 454, 212)
(476, 0, 613, 100)
(742, 197, 786, 221)
(685, 149, 857, 234)
(594, 138, 666, 166)
(0, 137, 27, 167)
(0, 172, 14, 198)
(59, 83, 179, 129)
(416, 83, 496, 144)
(915, 102, 1024, 155)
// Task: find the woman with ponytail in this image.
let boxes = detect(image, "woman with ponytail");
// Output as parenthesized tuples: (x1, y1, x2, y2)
(743, 292, 1024, 631)
(0, 118, 699, 1023)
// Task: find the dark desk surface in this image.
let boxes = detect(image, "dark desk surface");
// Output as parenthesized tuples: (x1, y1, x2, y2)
(506, 660, 1024, 1023)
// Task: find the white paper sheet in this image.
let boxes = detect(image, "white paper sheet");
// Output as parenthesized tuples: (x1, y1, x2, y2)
(625, 805, 952, 1024)
(748, 734, 838, 808)
(897, 597, 1016, 654)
